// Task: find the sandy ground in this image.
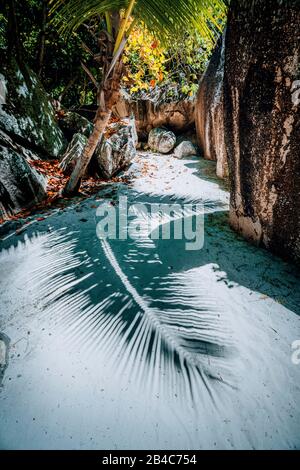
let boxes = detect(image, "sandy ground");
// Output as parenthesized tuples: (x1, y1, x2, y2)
(0, 152, 299, 450)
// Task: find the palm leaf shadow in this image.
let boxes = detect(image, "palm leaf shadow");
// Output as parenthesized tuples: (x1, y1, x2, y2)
(25, 192, 235, 406)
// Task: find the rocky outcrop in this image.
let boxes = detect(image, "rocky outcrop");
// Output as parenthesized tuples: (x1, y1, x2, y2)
(224, 0, 300, 265)
(114, 95, 195, 141)
(195, 33, 227, 179)
(0, 130, 46, 219)
(0, 57, 66, 158)
(94, 117, 137, 179)
(174, 140, 197, 159)
(59, 117, 137, 181)
(0, 57, 67, 219)
(148, 128, 176, 154)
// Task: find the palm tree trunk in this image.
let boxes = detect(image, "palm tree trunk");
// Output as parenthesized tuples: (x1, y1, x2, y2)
(63, 60, 123, 196)
(63, 107, 111, 195)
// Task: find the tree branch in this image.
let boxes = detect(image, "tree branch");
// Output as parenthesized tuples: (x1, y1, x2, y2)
(80, 62, 98, 88)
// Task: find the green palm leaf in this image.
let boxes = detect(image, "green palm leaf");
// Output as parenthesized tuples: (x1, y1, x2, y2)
(49, 0, 227, 43)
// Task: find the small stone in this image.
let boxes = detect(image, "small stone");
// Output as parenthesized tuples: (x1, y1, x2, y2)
(148, 128, 176, 154)
(174, 140, 197, 159)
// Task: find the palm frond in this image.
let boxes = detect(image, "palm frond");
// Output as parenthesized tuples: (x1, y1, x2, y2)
(49, 0, 227, 43)
(49, 0, 127, 36)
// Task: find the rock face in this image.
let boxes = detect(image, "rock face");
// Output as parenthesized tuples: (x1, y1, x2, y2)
(0, 57, 66, 158)
(94, 117, 137, 179)
(114, 95, 195, 141)
(224, 1, 300, 264)
(0, 57, 66, 219)
(195, 33, 227, 179)
(148, 128, 176, 154)
(0, 131, 46, 219)
(174, 140, 197, 159)
(60, 133, 88, 176)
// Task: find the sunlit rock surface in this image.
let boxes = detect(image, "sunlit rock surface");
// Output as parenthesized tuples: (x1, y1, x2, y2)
(174, 140, 197, 159)
(224, 0, 300, 265)
(94, 117, 137, 179)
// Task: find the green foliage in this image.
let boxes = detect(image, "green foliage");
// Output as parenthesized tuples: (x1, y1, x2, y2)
(122, 25, 218, 100)
(0, 0, 97, 108)
(49, 0, 227, 103)
(1, 0, 227, 109)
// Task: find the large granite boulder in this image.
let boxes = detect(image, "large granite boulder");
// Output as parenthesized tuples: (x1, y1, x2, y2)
(94, 117, 137, 179)
(195, 33, 227, 179)
(224, 0, 300, 265)
(0, 57, 66, 158)
(148, 128, 176, 154)
(0, 131, 46, 219)
(0, 57, 67, 219)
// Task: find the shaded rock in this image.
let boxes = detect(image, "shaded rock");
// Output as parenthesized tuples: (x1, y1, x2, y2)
(58, 111, 93, 142)
(174, 140, 197, 159)
(148, 128, 176, 154)
(94, 117, 137, 179)
(60, 133, 88, 176)
(0, 136, 46, 219)
(195, 33, 227, 179)
(224, 0, 300, 265)
(114, 95, 195, 141)
(0, 57, 66, 158)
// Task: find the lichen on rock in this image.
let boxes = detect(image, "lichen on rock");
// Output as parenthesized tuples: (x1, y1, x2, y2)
(0, 57, 66, 158)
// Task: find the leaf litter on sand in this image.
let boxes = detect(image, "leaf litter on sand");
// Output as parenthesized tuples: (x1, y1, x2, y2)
(0, 158, 134, 234)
